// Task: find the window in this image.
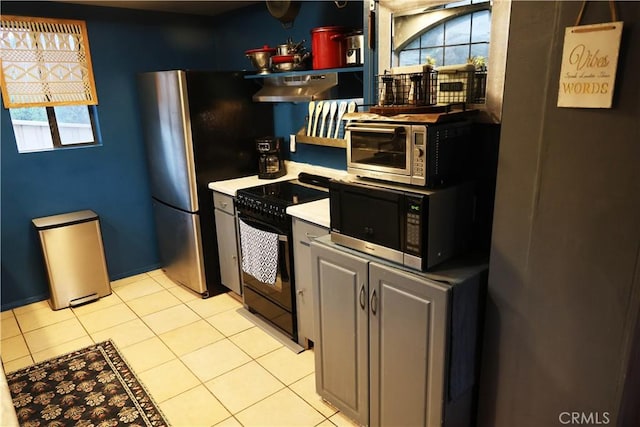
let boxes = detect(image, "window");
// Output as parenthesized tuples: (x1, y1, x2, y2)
(9, 105, 99, 152)
(0, 15, 100, 152)
(397, 1, 491, 68)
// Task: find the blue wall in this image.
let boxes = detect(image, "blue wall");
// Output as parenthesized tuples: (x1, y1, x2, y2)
(1, 1, 362, 310)
(208, 1, 363, 170)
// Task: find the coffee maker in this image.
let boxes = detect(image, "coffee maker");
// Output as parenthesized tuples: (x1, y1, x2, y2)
(257, 136, 286, 179)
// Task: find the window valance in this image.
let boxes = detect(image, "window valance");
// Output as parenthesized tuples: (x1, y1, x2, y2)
(0, 15, 98, 108)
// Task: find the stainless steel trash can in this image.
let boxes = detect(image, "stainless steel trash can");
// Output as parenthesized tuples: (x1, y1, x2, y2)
(32, 210, 111, 310)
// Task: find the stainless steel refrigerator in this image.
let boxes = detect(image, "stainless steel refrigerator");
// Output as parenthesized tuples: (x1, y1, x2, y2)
(137, 70, 273, 297)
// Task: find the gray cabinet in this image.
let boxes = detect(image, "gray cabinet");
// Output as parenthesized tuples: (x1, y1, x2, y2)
(311, 241, 369, 426)
(312, 239, 484, 427)
(292, 218, 329, 348)
(369, 262, 448, 427)
(213, 191, 241, 295)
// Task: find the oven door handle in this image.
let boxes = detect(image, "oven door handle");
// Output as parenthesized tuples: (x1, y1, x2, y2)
(238, 216, 290, 283)
(278, 239, 290, 282)
(238, 216, 288, 241)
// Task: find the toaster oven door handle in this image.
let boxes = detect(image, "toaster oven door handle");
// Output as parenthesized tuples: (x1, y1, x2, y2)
(346, 124, 400, 134)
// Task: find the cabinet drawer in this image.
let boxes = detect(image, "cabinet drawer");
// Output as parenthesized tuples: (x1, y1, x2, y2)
(293, 218, 328, 245)
(213, 191, 234, 215)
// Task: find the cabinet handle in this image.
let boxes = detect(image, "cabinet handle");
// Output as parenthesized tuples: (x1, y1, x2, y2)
(359, 284, 366, 310)
(221, 202, 228, 208)
(370, 289, 378, 315)
(305, 232, 319, 241)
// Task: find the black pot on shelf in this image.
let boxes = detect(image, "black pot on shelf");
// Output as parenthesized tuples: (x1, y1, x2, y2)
(266, 1, 301, 29)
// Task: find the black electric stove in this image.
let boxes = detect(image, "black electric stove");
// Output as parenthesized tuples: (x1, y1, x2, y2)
(235, 173, 330, 343)
(236, 173, 330, 229)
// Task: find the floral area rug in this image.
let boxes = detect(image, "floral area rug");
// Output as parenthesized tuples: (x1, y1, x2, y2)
(6, 340, 169, 426)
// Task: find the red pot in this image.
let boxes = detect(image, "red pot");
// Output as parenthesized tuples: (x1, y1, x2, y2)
(245, 45, 276, 55)
(310, 26, 348, 70)
(272, 54, 295, 64)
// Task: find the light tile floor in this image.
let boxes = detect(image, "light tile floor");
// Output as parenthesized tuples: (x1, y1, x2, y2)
(0, 270, 359, 427)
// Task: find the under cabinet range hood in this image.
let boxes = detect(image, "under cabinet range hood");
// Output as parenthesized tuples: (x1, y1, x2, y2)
(252, 72, 338, 102)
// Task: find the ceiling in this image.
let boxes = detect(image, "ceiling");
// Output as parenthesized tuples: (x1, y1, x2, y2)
(56, 1, 260, 16)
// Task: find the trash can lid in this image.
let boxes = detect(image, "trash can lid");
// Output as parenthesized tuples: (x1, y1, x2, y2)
(32, 210, 99, 230)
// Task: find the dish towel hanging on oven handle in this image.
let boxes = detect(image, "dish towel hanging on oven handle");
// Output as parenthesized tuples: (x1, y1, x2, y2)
(239, 219, 279, 286)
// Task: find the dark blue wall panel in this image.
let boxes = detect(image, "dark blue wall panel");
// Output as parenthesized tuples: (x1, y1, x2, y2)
(1, 1, 362, 310)
(210, 0, 362, 167)
(0, 2, 222, 310)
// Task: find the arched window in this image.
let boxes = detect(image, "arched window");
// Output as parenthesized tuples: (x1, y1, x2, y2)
(397, 1, 491, 68)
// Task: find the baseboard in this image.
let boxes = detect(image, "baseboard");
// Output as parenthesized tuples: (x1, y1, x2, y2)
(1, 293, 48, 312)
(237, 307, 305, 354)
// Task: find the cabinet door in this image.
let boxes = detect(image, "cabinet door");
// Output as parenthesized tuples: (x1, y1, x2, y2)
(214, 209, 241, 295)
(369, 262, 450, 427)
(292, 218, 329, 347)
(311, 241, 369, 426)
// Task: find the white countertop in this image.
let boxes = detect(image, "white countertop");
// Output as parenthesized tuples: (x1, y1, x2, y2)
(208, 161, 348, 196)
(208, 161, 347, 227)
(208, 173, 295, 196)
(287, 198, 331, 228)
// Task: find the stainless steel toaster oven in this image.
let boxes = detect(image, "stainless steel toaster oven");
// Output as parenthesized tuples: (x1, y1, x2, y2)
(345, 118, 471, 188)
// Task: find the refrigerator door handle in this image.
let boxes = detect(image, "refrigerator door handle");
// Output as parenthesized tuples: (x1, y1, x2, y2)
(176, 72, 200, 212)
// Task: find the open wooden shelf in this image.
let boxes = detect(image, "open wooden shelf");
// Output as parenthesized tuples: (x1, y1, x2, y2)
(295, 127, 346, 149)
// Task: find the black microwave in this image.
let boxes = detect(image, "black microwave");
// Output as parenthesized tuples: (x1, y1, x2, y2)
(329, 179, 475, 271)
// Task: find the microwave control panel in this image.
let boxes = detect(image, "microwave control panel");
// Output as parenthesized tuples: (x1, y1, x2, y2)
(404, 196, 424, 255)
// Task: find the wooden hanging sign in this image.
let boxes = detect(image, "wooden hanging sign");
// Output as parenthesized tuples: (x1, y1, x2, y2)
(557, 21, 623, 108)
(557, 2, 623, 108)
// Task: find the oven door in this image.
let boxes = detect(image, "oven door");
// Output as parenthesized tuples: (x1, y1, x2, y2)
(237, 215, 295, 337)
(346, 122, 412, 182)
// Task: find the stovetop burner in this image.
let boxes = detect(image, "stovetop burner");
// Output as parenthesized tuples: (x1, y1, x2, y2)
(236, 173, 330, 227)
(239, 180, 328, 206)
